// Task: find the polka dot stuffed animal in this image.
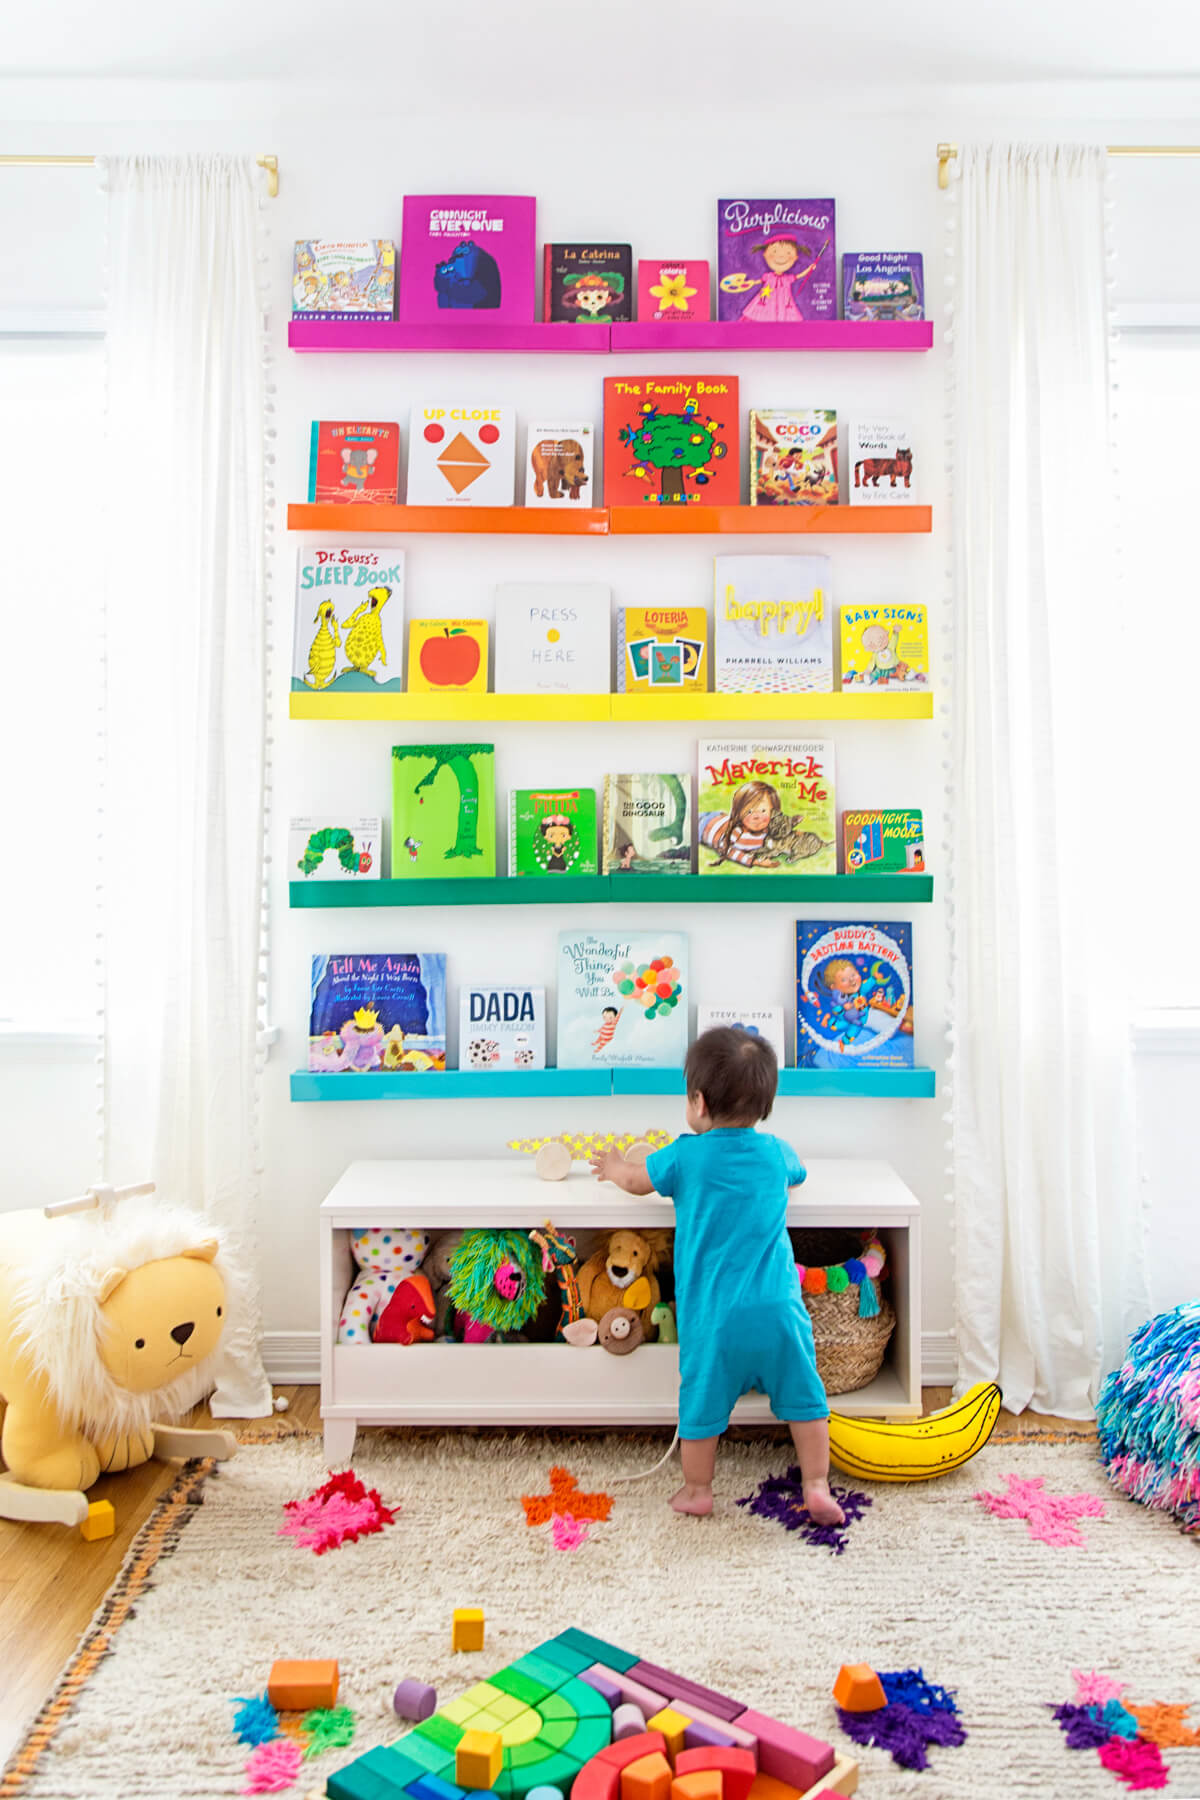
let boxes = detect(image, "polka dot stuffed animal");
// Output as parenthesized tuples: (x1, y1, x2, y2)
(337, 1227, 433, 1343)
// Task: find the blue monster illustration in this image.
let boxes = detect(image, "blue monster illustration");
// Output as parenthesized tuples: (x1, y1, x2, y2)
(434, 239, 502, 310)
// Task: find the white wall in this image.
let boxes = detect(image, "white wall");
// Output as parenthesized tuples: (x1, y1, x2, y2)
(3, 76, 1198, 1374)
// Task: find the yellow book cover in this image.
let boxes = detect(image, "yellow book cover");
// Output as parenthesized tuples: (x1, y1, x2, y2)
(407, 618, 489, 693)
(616, 605, 708, 692)
(839, 603, 928, 692)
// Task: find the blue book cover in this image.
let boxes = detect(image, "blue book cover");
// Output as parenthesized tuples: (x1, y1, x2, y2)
(842, 252, 925, 321)
(557, 930, 687, 1069)
(795, 921, 913, 1069)
(309, 952, 446, 1073)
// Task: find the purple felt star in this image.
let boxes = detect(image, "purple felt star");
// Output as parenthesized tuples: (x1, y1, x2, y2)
(836, 1701, 966, 1771)
(737, 1468, 871, 1554)
(974, 1472, 1106, 1546)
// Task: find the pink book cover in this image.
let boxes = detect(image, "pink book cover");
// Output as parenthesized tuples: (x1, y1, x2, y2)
(398, 195, 537, 324)
(636, 260, 711, 324)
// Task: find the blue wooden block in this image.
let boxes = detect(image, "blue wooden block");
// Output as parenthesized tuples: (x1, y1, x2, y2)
(407, 1776, 466, 1800)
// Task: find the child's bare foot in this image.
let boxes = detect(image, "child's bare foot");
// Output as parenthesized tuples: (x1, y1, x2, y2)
(670, 1483, 713, 1516)
(802, 1480, 846, 1526)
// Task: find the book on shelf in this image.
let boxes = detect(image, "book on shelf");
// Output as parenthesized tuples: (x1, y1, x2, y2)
(750, 409, 838, 506)
(713, 555, 833, 694)
(602, 774, 692, 876)
(459, 985, 546, 1070)
(848, 421, 917, 505)
(494, 583, 610, 695)
(543, 243, 633, 322)
(557, 929, 688, 1069)
(696, 1005, 787, 1068)
(390, 744, 496, 879)
(291, 544, 405, 695)
(291, 816, 383, 881)
(407, 618, 488, 694)
(292, 240, 395, 322)
(524, 422, 595, 507)
(839, 603, 928, 690)
(716, 199, 836, 322)
(307, 422, 400, 505)
(843, 810, 926, 875)
(308, 953, 447, 1073)
(636, 259, 711, 323)
(407, 403, 515, 506)
(697, 740, 836, 876)
(602, 374, 739, 508)
(795, 921, 913, 1069)
(509, 787, 599, 877)
(842, 252, 925, 322)
(616, 605, 708, 693)
(397, 195, 536, 323)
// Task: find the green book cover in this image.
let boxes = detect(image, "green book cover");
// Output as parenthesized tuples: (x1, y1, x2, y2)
(391, 743, 495, 878)
(602, 773, 692, 875)
(508, 787, 598, 877)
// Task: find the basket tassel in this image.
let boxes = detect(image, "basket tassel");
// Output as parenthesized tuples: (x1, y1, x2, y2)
(858, 1275, 880, 1319)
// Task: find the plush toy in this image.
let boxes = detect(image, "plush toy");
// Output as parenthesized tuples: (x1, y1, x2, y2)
(337, 1228, 432, 1344)
(375, 1274, 436, 1345)
(529, 1224, 582, 1341)
(598, 1307, 644, 1355)
(446, 1230, 545, 1341)
(423, 1230, 465, 1338)
(576, 1229, 671, 1338)
(0, 1184, 237, 1525)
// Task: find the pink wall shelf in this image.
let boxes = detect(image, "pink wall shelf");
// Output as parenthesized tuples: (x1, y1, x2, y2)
(287, 320, 611, 354)
(609, 320, 933, 353)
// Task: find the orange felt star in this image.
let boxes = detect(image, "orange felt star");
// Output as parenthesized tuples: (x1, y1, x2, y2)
(521, 1465, 614, 1527)
(1128, 1702, 1200, 1747)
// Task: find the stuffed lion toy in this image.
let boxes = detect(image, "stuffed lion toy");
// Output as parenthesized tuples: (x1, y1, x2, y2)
(576, 1228, 671, 1338)
(0, 1190, 237, 1522)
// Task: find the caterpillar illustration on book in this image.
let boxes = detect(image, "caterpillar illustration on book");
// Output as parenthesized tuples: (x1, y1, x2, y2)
(296, 827, 373, 877)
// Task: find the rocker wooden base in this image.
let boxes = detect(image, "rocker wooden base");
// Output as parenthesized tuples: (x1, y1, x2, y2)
(0, 1423, 237, 1528)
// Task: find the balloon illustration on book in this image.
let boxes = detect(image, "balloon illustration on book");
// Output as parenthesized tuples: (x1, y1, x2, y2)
(612, 954, 682, 1020)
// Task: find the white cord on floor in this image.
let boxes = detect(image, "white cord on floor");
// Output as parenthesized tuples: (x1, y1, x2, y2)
(612, 1428, 680, 1482)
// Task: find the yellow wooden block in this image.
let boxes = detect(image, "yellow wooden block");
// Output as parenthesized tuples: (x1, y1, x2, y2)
(647, 1707, 690, 1761)
(80, 1500, 115, 1541)
(456, 1729, 503, 1789)
(453, 1607, 486, 1653)
(498, 1707, 542, 1747)
(441, 1696, 482, 1726)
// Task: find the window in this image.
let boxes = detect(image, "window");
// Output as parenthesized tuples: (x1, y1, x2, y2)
(0, 337, 105, 1033)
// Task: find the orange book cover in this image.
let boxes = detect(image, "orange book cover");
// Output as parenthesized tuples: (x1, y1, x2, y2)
(603, 375, 739, 507)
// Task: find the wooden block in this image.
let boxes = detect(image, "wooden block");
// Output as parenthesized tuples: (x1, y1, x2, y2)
(735, 1717, 833, 1794)
(646, 1709, 690, 1762)
(579, 1669, 624, 1708)
(614, 1704, 648, 1741)
(535, 1639, 597, 1679)
(80, 1500, 115, 1541)
(454, 1608, 486, 1652)
(596, 1733, 670, 1771)
(267, 1658, 339, 1710)
(799, 1753, 858, 1799)
(556, 1630, 639, 1674)
(457, 1730, 503, 1789)
(681, 1723, 737, 1754)
(831, 1666, 885, 1714)
(676, 1748, 756, 1800)
(410, 1777, 467, 1800)
(395, 1680, 439, 1722)
(508, 1753, 583, 1799)
(671, 1775, 722, 1800)
(620, 1752, 674, 1800)
(569, 1762, 621, 1800)
(672, 1705, 756, 1755)
(746, 1778, 801, 1800)
(629, 1665, 744, 1724)
(590, 1668, 671, 1721)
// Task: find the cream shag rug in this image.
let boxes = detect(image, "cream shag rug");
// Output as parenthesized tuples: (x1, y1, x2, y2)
(6, 1434, 1199, 1800)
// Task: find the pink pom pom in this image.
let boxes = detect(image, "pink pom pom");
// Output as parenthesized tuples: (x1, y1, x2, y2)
(862, 1251, 884, 1278)
(244, 1740, 303, 1793)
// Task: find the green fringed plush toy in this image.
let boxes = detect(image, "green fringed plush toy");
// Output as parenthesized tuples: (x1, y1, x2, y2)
(447, 1230, 545, 1342)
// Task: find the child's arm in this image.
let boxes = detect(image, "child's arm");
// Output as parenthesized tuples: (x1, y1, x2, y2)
(590, 1149, 655, 1196)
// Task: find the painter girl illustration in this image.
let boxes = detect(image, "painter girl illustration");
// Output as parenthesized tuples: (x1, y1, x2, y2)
(699, 779, 783, 869)
(722, 233, 830, 322)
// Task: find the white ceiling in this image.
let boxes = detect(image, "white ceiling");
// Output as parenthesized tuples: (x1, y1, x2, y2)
(6, 0, 1200, 88)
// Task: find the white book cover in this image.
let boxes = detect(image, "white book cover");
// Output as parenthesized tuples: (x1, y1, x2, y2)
(406, 403, 515, 505)
(696, 1006, 786, 1068)
(848, 421, 917, 505)
(291, 545, 405, 695)
(524, 422, 595, 507)
(494, 583, 611, 694)
(290, 816, 383, 880)
(557, 930, 688, 1069)
(459, 985, 546, 1070)
(713, 555, 833, 693)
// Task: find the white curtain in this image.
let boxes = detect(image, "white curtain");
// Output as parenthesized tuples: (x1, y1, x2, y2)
(100, 154, 273, 1416)
(947, 143, 1149, 1416)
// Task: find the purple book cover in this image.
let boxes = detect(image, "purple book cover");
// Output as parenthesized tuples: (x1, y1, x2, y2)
(843, 252, 925, 322)
(716, 199, 836, 323)
(398, 195, 537, 324)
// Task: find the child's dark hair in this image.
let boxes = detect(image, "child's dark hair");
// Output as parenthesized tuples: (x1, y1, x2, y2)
(685, 1025, 777, 1122)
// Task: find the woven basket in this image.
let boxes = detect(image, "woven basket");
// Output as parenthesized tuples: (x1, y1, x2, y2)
(790, 1227, 896, 1396)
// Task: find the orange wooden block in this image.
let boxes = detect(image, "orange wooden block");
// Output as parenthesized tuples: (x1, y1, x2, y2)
(267, 1659, 339, 1710)
(746, 1776, 801, 1800)
(620, 1751, 674, 1800)
(831, 1666, 885, 1714)
(80, 1500, 115, 1541)
(675, 1749, 755, 1800)
(671, 1774, 722, 1800)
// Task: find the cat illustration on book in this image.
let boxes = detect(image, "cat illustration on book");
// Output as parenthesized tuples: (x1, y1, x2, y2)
(854, 450, 913, 491)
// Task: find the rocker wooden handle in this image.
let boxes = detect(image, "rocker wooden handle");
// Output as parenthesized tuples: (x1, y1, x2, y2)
(44, 1180, 156, 1220)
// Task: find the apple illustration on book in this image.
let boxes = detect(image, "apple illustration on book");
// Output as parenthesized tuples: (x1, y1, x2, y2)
(421, 626, 479, 687)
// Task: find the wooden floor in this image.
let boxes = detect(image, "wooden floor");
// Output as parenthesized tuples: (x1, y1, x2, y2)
(0, 1386, 1092, 1766)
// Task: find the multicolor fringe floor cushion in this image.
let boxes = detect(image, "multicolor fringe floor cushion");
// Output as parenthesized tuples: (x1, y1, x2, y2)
(1097, 1299, 1200, 1533)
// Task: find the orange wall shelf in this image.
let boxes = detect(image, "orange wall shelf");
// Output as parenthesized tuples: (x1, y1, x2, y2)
(288, 503, 930, 536)
(609, 505, 930, 535)
(287, 504, 610, 535)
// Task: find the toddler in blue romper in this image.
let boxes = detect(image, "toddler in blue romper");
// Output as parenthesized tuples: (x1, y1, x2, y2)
(592, 1025, 845, 1521)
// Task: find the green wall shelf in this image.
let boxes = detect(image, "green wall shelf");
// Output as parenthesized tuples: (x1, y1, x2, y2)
(290, 874, 934, 908)
(291, 1067, 934, 1101)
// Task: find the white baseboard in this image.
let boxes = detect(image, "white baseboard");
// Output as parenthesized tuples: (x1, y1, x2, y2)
(264, 1330, 960, 1392)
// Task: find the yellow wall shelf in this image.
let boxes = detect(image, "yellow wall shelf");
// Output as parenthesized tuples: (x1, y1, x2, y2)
(290, 689, 932, 722)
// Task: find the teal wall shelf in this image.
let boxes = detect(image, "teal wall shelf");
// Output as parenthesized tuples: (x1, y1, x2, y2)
(612, 1068, 936, 1098)
(290, 874, 934, 908)
(292, 1067, 935, 1101)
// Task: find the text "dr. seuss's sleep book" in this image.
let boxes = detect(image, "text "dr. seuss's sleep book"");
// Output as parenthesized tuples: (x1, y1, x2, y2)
(602, 774, 692, 876)
(603, 375, 739, 507)
(459, 985, 546, 1070)
(796, 921, 913, 1069)
(717, 199, 836, 322)
(557, 930, 688, 1069)
(713, 555, 833, 694)
(398, 195, 536, 323)
(309, 953, 447, 1074)
(407, 404, 515, 506)
(843, 810, 925, 874)
(543, 243, 633, 323)
(290, 817, 382, 881)
(750, 409, 838, 506)
(616, 605, 708, 693)
(307, 422, 400, 505)
(842, 252, 924, 321)
(292, 240, 395, 321)
(291, 544, 405, 695)
(390, 744, 496, 879)
(494, 583, 610, 694)
(697, 741, 836, 876)
(840, 603, 928, 690)
(509, 787, 599, 878)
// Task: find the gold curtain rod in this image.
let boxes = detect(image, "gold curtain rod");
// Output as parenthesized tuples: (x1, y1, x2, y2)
(937, 141, 1200, 190)
(0, 152, 278, 196)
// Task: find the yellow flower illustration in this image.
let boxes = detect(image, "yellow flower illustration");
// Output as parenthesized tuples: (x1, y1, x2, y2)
(649, 272, 697, 312)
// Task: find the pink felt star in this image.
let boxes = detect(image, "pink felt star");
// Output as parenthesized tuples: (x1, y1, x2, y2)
(244, 1739, 303, 1793)
(974, 1473, 1106, 1547)
(551, 1511, 591, 1551)
(1072, 1669, 1128, 1707)
(1097, 1737, 1169, 1790)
